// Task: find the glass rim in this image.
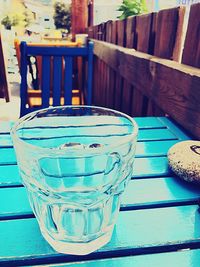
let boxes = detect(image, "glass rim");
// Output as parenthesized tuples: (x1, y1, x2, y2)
(11, 105, 138, 156)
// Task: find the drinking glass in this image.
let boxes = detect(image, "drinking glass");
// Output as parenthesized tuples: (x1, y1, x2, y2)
(11, 106, 138, 255)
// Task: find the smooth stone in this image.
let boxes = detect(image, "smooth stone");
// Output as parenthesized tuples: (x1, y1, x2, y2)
(167, 141, 200, 183)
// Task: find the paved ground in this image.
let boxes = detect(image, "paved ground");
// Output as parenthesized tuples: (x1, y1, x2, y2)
(0, 72, 81, 122)
(0, 73, 21, 121)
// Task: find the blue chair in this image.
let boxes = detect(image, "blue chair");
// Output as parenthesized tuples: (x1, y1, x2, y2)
(20, 41, 94, 117)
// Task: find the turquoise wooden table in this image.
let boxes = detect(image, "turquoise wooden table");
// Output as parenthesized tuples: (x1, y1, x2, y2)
(1, 117, 200, 266)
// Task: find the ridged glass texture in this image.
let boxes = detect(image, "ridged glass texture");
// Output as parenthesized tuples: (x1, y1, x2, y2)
(11, 106, 138, 255)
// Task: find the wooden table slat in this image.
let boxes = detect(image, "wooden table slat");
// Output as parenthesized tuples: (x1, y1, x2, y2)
(133, 157, 170, 178)
(122, 177, 200, 208)
(0, 139, 182, 166)
(0, 157, 171, 187)
(35, 249, 200, 267)
(0, 205, 200, 265)
(158, 117, 191, 140)
(0, 117, 165, 135)
(1, 177, 200, 219)
(134, 117, 165, 128)
(0, 165, 21, 187)
(0, 128, 178, 148)
(135, 140, 179, 157)
(0, 148, 17, 164)
(0, 121, 14, 134)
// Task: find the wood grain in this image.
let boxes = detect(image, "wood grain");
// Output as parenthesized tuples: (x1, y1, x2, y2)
(131, 13, 154, 116)
(148, 7, 185, 115)
(116, 19, 126, 47)
(114, 19, 126, 110)
(111, 21, 117, 45)
(182, 3, 200, 68)
(93, 25, 98, 39)
(71, 0, 88, 38)
(154, 7, 179, 59)
(105, 21, 113, 108)
(93, 40, 200, 137)
(126, 16, 136, 49)
(172, 7, 186, 62)
(121, 17, 136, 114)
(136, 13, 153, 53)
(87, 26, 94, 39)
(89, 5, 198, 122)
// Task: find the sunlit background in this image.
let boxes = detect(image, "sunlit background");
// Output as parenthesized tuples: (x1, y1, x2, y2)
(0, 0, 200, 31)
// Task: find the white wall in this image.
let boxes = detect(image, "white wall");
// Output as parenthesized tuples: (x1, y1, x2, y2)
(94, 0, 122, 25)
(94, 4, 122, 25)
(156, 0, 200, 10)
(0, 0, 12, 18)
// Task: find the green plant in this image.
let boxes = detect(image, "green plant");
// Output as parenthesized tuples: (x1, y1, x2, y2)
(12, 14, 21, 26)
(23, 9, 34, 28)
(1, 15, 12, 29)
(117, 0, 148, 19)
(1, 13, 25, 29)
(53, 1, 71, 32)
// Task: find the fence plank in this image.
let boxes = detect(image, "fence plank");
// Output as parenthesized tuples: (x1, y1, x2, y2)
(92, 22, 102, 105)
(182, 3, 200, 68)
(101, 23, 107, 107)
(114, 19, 126, 111)
(92, 56, 98, 104)
(121, 17, 136, 114)
(91, 25, 98, 104)
(131, 13, 154, 116)
(107, 21, 117, 108)
(95, 24, 104, 106)
(147, 7, 185, 116)
(111, 21, 117, 44)
(147, 13, 163, 116)
(116, 19, 126, 47)
(102, 22, 106, 41)
(172, 6, 186, 62)
(93, 40, 200, 138)
(154, 7, 179, 59)
(136, 13, 153, 53)
(93, 25, 98, 39)
(102, 22, 109, 107)
(98, 24, 103, 40)
(91, 18, 125, 109)
(87, 26, 93, 39)
(126, 16, 136, 49)
(105, 21, 113, 108)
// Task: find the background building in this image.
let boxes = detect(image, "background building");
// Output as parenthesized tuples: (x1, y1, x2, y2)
(24, 0, 55, 30)
(0, 0, 24, 19)
(154, 0, 200, 11)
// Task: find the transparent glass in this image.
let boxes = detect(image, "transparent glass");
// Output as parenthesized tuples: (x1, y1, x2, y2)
(11, 106, 138, 255)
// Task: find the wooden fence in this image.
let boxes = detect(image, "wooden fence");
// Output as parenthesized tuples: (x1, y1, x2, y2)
(87, 3, 200, 138)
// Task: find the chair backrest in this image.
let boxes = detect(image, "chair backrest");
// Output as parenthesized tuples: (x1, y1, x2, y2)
(20, 41, 94, 117)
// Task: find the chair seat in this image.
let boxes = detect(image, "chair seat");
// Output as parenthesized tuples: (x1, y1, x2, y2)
(28, 89, 82, 107)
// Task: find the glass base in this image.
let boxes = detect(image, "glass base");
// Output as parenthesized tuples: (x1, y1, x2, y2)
(42, 229, 113, 255)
